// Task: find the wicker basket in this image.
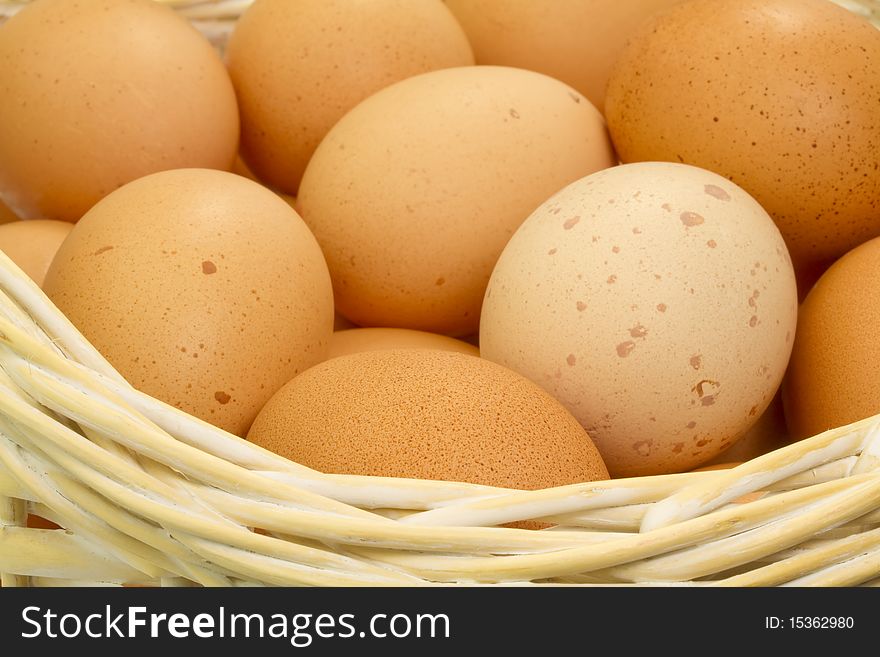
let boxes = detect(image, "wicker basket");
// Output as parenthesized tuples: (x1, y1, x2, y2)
(1, 0, 880, 588)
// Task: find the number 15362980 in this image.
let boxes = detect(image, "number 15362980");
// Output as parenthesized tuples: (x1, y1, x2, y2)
(765, 617, 854, 630)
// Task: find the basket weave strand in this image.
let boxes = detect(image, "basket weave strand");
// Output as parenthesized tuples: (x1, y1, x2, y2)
(1, 248, 879, 586)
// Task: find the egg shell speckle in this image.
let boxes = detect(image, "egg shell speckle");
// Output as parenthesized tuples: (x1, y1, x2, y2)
(43, 169, 334, 436)
(296, 65, 617, 336)
(605, 0, 880, 274)
(480, 162, 798, 477)
(247, 349, 609, 490)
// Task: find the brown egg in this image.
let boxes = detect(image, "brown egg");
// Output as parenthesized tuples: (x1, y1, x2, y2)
(444, 0, 686, 112)
(328, 328, 479, 360)
(0, 0, 239, 223)
(0, 220, 74, 287)
(248, 350, 608, 490)
(605, 0, 880, 278)
(226, 0, 474, 195)
(297, 65, 617, 336)
(783, 236, 880, 439)
(44, 169, 334, 436)
(480, 162, 798, 477)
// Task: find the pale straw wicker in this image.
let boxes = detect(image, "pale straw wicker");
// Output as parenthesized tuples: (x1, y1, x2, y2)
(1, 0, 880, 587)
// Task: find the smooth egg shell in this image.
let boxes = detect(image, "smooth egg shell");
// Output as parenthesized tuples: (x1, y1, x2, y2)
(0, 0, 239, 222)
(297, 65, 617, 336)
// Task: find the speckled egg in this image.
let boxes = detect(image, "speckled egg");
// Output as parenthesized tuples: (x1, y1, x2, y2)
(0, 0, 239, 223)
(226, 0, 474, 195)
(605, 0, 880, 277)
(783, 236, 880, 440)
(327, 328, 479, 360)
(480, 162, 798, 477)
(248, 349, 609, 490)
(0, 219, 73, 287)
(43, 169, 334, 436)
(296, 65, 617, 336)
(444, 0, 686, 112)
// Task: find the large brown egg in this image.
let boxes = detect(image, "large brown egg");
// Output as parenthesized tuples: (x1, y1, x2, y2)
(605, 0, 880, 277)
(297, 66, 617, 336)
(444, 0, 686, 112)
(44, 169, 334, 436)
(0, 220, 73, 287)
(226, 0, 473, 195)
(0, 0, 239, 223)
(783, 236, 880, 439)
(480, 163, 798, 477)
(248, 349, 608, 490)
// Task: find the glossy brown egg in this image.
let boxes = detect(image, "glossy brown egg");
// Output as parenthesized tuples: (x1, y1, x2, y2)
(0, 0, 239, 222)
(297, 65, 617, 336)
